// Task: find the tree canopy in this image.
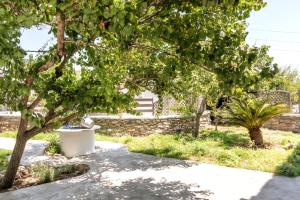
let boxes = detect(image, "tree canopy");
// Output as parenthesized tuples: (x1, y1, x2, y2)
(0, 0, 269, 131)
(1, 0, 276, 188)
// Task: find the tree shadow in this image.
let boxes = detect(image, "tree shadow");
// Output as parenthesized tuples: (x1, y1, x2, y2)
(66, 178, 213, 200)
(202, 130, 250, 147)
(84, 143, 194, 173)
(246, 175, 300, 200)
(0, 142, 212, 200)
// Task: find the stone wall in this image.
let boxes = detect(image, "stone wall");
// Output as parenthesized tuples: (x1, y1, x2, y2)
(92, 114, 211, 136)
(0, 115, 20, 132)
(0, 114, 211, 135)
(2, 113, 300, 135)
(263, 114, 300, 133)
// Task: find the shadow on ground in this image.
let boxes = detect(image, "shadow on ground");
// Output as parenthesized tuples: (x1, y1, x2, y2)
(65, 178, 213, 200)
(85, 144, 195, 173)
(203, 130, 250, 147)
(0, 143, 213, 200)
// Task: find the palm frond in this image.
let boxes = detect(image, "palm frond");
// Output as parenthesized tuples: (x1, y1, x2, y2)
(225, 98, 289, 129)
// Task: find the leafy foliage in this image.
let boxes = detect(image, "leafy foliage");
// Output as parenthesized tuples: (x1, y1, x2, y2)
(0, 1, 269, 133)
(276, 144, 300, 177)
(226, 98, 288, 129)
(45, 137, 61, 155)
(255, 66, 300, 103)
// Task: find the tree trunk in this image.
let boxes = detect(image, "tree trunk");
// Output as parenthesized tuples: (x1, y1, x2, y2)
(214, 117, 218, 131)
(248, 127, 264, 146)
(193, 112, 202, 138)
(193, 97, 206, 138)
(1, 120, 28, 189)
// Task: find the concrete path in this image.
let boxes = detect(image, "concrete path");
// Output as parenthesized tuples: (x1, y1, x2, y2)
(0, 138, 299, 200)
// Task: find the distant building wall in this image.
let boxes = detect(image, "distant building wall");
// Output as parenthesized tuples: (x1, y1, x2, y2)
(0, 115, 20, 132)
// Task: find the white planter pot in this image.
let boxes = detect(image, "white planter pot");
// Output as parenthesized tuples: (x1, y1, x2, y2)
(57, 126, 99, 157)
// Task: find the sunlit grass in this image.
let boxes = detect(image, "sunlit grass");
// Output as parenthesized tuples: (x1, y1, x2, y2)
(95, 126, 300, 177)
(0, 131, 58, 142)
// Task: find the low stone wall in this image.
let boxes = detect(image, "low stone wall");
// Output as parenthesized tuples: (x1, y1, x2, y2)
(0, 115, 20, 132)
(2, 113, 299, 135)
(92, 114, 210, 136)
(263, 114, 300, 133)
(0, 114, 211, 136)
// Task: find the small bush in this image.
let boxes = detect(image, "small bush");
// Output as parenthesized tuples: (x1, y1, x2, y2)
(59, 164, 76, 174)
(276, 145, 300, 177)
(45, 137, 61, 155)
(31, 164, 81, 183)
(32, 164, 58, 183)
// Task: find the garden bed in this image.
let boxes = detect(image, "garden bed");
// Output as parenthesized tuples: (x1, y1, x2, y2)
(0, 163, 89, 192)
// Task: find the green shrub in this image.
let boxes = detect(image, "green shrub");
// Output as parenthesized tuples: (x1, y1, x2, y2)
(45, 137, 61, 155)
(59, 164, 76, 174)
(276, 145, 300, 177)
(32, 164, 58, 183)
(32, 164, 79, 183)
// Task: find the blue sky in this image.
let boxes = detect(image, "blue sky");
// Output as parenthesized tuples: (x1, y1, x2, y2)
(246, 0, 300, 69)
(20, 0, 300, 70)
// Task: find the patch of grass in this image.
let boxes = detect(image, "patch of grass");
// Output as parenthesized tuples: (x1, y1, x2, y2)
(32, 164, 58, 183)
(202, 130, 250, 147)
(0, 131, 58, 142)
(31, 164, 78, 183)
(95, 127, 300, 176)
(0, 149, 11, 171)
(0, 131, 61, 155)
(0, 131, 16, 138)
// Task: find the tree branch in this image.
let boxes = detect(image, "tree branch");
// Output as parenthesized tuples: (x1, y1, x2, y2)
(38, 61, 55, 72)
(27, 96, 42, 110)
(138, 8, 163, 24)
(24, 112, 79, 139)
(56, 2, 65, 58)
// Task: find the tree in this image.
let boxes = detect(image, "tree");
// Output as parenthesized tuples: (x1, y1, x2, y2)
(0, 0, 266, 188)
(226, 98, 288, 146)
(169, 44, 278, 136)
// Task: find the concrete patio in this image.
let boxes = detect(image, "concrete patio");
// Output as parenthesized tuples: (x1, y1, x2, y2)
(0, 137, 299, 200)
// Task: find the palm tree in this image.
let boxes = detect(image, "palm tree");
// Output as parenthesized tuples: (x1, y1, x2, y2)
(226, 98, 289, 146)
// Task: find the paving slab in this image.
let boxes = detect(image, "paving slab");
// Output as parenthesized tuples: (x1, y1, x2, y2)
(0, 138, 299, 200)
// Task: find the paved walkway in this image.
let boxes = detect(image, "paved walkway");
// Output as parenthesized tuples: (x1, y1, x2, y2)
(0, 137, 300, 200)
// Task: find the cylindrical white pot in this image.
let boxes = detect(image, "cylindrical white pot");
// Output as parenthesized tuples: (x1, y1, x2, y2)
(57, 128, 96, 157)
